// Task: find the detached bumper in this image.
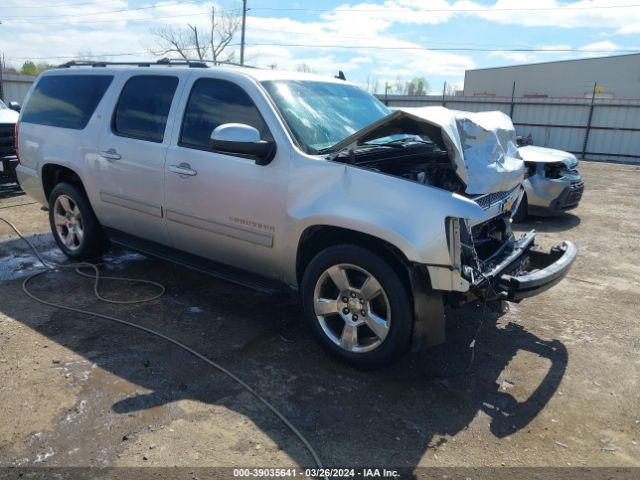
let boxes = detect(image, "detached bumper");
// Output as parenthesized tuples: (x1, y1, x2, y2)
(476, 230, 577, 301)
(498, 241, 577, 300)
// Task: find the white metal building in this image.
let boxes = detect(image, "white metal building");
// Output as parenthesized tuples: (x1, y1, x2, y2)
(464, 53, 640, 99)
(0, 73, 37, 104)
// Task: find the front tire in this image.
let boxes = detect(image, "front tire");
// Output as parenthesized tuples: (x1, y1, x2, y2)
(301, 245, 414, 368)
(48, 182, 108, 260)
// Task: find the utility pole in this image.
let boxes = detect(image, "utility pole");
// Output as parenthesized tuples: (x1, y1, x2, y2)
(0, 54, 5, 102)
(240, 0, 247, 65)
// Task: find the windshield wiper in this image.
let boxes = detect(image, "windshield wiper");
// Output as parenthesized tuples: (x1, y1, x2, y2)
(317, 145, 336, 155)
(360, 137, 432, 148)
(319, 137, 431, 156)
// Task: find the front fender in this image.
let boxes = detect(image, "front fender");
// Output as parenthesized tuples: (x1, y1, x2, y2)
(287, 159, 484, 272)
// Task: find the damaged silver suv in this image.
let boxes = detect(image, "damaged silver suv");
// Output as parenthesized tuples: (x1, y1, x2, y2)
(16, 61, 576, 367)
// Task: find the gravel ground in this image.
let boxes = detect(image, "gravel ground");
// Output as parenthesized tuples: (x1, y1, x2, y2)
(0, 161, 638, 478)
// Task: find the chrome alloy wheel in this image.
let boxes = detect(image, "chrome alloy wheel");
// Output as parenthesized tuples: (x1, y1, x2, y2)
(313, 263, 391, 353)
(53, 194, 84, 251)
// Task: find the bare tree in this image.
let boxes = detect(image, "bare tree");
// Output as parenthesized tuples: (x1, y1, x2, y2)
(363, 76, 380, 94)
(407, 77, 429, 96)
(149, 5, 240, 64)
(209, 6, 240, 64)
(75, 50, 109, 62)
(296, 62, 313, 73)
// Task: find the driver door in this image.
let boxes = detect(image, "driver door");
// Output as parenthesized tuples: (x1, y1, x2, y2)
(164, 76, 286, 278)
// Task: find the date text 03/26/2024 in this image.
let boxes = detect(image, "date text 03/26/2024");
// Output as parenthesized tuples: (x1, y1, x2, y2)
(233, 468, 400, 478)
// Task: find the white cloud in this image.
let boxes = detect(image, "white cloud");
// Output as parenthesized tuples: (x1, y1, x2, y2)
(617, 22, 640, 34)
(244, 14, 475, 78)
(488, 51, 534, 63)
(351, 56, 374, 64)
(297, 0, 640, 32)
(579, 40, 619, 51)
(1, 0, 636, 89)
(455, 0, 640, 31)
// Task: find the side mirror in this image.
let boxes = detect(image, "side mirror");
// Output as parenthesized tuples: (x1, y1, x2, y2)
(9, 102, 21, 112)
(211, 123, 275, 166)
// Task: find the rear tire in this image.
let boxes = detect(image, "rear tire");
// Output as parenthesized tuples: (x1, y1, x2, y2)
(301, 245, 414, 369)
(512, 192, 528, 223)
(48, 182, 108, 260)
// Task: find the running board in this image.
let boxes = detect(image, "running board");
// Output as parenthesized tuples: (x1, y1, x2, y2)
(105, 228, 291, 296)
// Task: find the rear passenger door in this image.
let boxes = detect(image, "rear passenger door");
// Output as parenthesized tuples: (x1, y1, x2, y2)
(93, 73, 181, 245)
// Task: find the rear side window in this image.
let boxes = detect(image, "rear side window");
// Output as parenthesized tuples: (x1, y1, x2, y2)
(113, 75, 178, 143)
(180, 78, 270, 150)
(21, 75, 113, 130)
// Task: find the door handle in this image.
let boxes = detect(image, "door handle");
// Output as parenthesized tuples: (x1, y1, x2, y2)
(169, 163, 197, 176)
(99, 149, 122, 161)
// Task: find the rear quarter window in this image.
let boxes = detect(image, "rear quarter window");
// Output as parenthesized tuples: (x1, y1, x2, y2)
(113, 75, 179, 143)
(21, 75, 113, 130)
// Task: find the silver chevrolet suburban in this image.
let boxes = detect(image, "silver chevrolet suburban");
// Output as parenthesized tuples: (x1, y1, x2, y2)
(16, 61, 576, 367)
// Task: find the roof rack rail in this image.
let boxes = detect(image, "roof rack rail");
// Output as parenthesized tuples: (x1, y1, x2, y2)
(57, 58, 209, 69)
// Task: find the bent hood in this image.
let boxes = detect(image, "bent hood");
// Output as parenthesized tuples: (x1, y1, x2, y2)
(327, 106, 524, 195)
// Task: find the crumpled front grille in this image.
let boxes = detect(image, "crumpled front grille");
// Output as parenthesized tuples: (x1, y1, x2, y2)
(473, 186, 519, 211)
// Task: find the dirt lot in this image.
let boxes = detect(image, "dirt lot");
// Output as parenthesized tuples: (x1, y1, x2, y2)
(0, 161, 638, 477)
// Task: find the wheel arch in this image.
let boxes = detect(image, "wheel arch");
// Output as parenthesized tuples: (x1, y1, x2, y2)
(295, 224, 446, 351)
(295, 224, 415, 292)
(41, 163, 86, 201)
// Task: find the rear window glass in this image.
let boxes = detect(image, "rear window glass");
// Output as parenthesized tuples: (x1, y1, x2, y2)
(113, 75, 178, 143)
(21, 75, 113, 129)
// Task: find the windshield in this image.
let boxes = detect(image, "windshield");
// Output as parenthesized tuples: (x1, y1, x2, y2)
(261, 80, 390, 154)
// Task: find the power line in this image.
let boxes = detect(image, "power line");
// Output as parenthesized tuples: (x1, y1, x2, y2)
(5, 1, 640, 20)
(6, 43, 639, 62)
(2, 1, 238, 19)
(251, 3, 640, 13)
(4, 11, 231, 25)
(243, 26, 558, 50)
(3, 0, 117, 8)
(244, 43, 640, 54)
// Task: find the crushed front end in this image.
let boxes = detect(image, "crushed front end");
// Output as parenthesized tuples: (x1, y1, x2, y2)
(447, 207, 577, 305)
(325, 105, 577, 306)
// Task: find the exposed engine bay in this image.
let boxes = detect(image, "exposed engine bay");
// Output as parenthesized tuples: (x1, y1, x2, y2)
(325, 106, 525, 196)
(333, 139, 466, 193)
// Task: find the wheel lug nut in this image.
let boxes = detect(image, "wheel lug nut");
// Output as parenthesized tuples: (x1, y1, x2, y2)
(360, 310, 366, 316)
(342, 308, 349, 314)
(359, 298, 365, 304)
(342, 296, 349, 303)
(352, 314, 358, 321)
(350, 292, 356, 298)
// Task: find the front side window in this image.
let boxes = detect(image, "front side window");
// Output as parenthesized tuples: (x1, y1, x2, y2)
(113, 75, 178, 143)
(21, 75, 113, 129)
(180, 78, 270, 150)
(261, 80, 390, 154)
